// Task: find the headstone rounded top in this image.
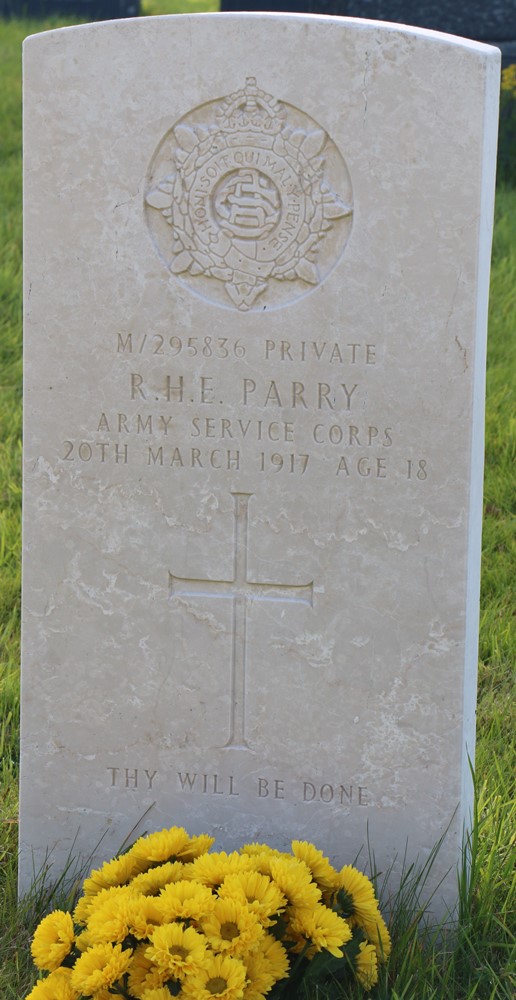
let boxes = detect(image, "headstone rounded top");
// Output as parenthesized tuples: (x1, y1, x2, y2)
(20, 10, 500, 914)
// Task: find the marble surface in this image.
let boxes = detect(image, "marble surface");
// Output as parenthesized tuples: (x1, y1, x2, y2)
(20, 14, 500, 912)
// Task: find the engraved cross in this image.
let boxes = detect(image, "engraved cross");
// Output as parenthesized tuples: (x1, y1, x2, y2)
(169, 493, 313, 749)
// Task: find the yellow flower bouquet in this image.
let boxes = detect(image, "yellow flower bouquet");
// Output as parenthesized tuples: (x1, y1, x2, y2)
(26, 826, 390, 999)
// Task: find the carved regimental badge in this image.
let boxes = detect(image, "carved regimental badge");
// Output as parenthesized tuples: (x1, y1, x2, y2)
(145, 77, 353, 311)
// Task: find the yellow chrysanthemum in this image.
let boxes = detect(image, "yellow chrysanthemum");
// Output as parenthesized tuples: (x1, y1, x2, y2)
(333, 866, 391, 960)
(289, 904, 352, 958)
(243, 935, 290, 997)
(333, 865, 376, 917)
(241, 985, 267, 1000)
(86, 889, 141, 945)
(74, 883, 135, 926)
(141, 989, 179, 1000)
(130, 861, 187, 896)
(186, 851, 255, 887)
(217, 871, 286, 927)
(130, 826, 191, 867)
(75, 929, 94, 952)
(268, 858, 321, 910)
(26, 967, 78, 1000)
(31, 910, 75, 972)
(361, 909, 391, 961)
(241, 949, 274, 999)
(82, 853, 143, 897)
(355, 940, 379, 990)
(127, 943, 169, 997)
(501, 64, 516, 93)
(181, 952, 247, 1000)
(240, 843, 285, 861)
(156, 879, 216, 923)
(201, 897, 264, 958)
(145, 922, 207, 978)
(73, 895, 92, 925)
(70, 942, 133, 995)
(260, 934, 291, 978)
(175, 832, 216, 861)
(291, 841, 339, 892)
(238, 851, 289, 883)
(75, 893, 103, 927)
(126, 894, 164, 940)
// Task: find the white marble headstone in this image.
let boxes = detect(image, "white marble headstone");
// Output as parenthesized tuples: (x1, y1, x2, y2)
(20, 14, 499, 911)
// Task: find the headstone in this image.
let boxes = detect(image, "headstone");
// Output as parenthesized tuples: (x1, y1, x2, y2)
(20, 13, 500, 915)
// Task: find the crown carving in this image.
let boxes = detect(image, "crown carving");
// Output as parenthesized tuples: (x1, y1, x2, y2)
(215, 77, 287, 137)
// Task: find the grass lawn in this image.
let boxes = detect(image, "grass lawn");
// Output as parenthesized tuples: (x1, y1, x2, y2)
(0, 5, 515, 998)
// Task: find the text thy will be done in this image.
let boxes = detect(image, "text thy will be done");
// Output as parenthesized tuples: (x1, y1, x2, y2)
(107, 767, 369, 807)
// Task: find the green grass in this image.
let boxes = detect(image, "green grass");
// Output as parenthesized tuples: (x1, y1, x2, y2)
(0, 8, 515, 999)
(142, 0, 218, 12)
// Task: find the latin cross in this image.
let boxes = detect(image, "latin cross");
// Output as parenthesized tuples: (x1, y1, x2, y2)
(169, 492, 313, 748)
